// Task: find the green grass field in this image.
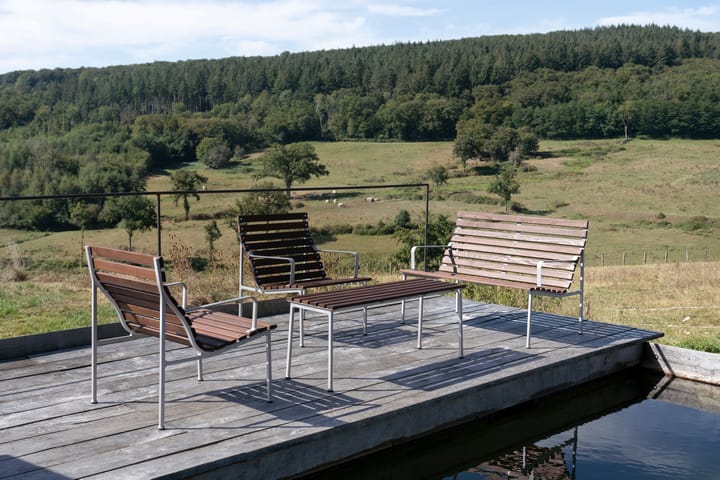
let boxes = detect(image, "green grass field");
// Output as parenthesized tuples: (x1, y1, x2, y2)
(2, 139, 719, 350)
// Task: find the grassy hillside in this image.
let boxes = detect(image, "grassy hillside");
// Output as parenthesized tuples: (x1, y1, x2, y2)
(1, 139, 719, 349)
(149, 138, 720, 264)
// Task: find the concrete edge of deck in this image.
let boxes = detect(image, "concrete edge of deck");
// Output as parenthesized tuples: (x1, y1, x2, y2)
(641, 343, 720, 385)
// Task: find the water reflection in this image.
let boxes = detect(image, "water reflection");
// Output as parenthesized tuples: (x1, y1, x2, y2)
(298, 368, 720, 480)
(460, 427, 578, 479)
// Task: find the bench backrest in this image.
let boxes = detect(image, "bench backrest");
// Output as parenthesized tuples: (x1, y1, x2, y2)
(238, 212, 327, 287)
(444, 211, 588, 292)
(86, 245, 192, 346)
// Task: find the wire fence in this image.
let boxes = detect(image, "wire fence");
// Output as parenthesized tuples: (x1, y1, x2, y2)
(589, 247, 716, 267)
(0, 183, 430, 257)
(1, 187, 717, 272)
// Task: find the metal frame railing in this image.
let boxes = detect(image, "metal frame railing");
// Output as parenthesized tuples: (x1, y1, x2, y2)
(1, 182, 431, 265)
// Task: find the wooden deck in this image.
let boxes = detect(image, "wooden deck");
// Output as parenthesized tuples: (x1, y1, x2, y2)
(0, 297, 662, 479)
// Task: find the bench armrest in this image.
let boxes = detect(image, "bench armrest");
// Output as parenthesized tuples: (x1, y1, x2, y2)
(164, 281, 188, 308)
(317, 248, 360, 278)
(409, 245, 450, 270)
(248, 252, 296, 285)
(535, 258, 577, 287)
(186, 295, 259, 331)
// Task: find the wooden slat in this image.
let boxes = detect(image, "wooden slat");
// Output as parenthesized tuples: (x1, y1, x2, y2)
(95, 272, 157, 292)
(245, 238, 315, 251)
(458, 211, 588, 229)
(453, 266, 569, 290)
(401, 269, 567, 292)
(254, 262, 325, 277)
(451, 239, 583, 259)
(261, 276, 371, 290)
(88, 245, 158, 267)
(445, 256, 575, 281)
(92, 258, 157, 282)
(446, 249, 578, 270)
(238, 212, 308, 223)
(290, 279, 463, 311)
(250, 247, 318, 257)
(187, 310, 276, 343)
(457, 218, 588, 239)
(454, 227, 587, 249)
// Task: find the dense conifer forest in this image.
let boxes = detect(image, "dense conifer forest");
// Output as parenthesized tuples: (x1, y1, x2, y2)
(2, 24, 720, 229)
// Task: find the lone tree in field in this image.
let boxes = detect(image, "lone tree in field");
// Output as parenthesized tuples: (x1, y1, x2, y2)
(204, 220, 222, 259)
(488, 163, 520, 212)
(230, 181, 291, 220)
(70, 201, 98, 261)
(426, 165, 449, 190)
(172, 170, 208, 220)
(103, 196, 156, 251)
(254, 143, 328, 197)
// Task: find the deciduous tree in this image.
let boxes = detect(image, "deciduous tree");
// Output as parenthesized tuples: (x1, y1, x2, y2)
(103, 196, 156, 251)
(254, 143, 328, 196)
(488, 164, 520, 212)
(172, 170, 208, 220)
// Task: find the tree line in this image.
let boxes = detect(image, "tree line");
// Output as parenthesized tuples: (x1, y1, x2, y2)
(3, 24, 720, 230)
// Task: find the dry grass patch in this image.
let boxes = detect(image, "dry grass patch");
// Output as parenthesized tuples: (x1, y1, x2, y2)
(559, 261, 720, 349)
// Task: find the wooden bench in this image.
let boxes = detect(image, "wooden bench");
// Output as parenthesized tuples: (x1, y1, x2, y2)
(86, 245, 276, 429)
(285, 278, 465, 391)
(238, 212, 371, 300)
(401, 211, 588, 348)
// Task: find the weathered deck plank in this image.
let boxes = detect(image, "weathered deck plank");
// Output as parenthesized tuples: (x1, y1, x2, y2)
(0, 298, 662, 479)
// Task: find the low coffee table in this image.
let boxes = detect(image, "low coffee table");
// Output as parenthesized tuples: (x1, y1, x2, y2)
(285, 278, 465, 391)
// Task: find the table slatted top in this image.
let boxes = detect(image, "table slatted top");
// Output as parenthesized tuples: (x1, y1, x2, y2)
(288, 278, 464, 311)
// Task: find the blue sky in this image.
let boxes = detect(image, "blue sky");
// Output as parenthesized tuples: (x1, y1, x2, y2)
(2, 0, 720, 74)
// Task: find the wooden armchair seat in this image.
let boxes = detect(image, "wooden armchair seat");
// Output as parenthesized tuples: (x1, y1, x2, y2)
(86, 245, 276, 429)
(238, 212, 370, 296)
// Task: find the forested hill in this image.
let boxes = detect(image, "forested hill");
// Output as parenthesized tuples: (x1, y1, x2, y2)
(3, 25, 720, 229)
(3, 24, 720, 110)
(3, 25, 720, 135)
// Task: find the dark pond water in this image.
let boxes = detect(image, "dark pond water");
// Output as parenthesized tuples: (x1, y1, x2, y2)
(299, 368, 720, 480)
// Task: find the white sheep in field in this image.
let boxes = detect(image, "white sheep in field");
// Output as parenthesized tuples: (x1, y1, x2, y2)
(337, 202, 345, 208)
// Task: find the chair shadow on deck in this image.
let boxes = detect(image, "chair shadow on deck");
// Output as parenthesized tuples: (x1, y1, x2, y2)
(463, 307, 657, 347)
(382, 347, 539, 392)
(0, 455, 73, 479)
(297, 303, 460, 350)
(195, 379, 376, 428)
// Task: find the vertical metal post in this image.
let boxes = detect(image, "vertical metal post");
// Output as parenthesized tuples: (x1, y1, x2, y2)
(417, 296, 424, 349)
(328, 311, 334, 392)
(526, 293, 533, 348)
(155, 193, 162, 256)
(285, 305, 295, 379)
(423, 183, 429, 270)
(89, 250, 98, 404)
(457, 288, 464, 358)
